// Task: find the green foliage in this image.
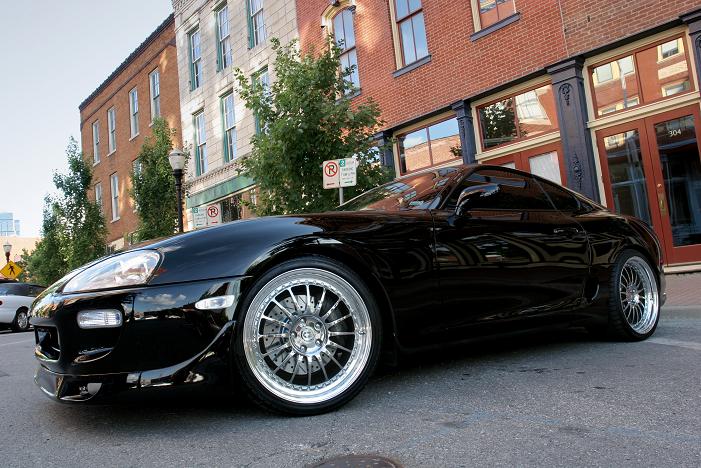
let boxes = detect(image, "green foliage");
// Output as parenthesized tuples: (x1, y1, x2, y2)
(234, 38, 391, 216)
(130, 118, 184, 242)
(23, 138, 107, 285)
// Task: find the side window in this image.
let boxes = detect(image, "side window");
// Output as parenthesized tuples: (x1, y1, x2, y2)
(447, 169, 552, 211)
(536, 179, 581, 213)
(30, 286, 45, 297)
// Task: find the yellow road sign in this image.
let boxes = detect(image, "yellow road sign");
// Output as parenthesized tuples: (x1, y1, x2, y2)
(0, 261, 22, 280)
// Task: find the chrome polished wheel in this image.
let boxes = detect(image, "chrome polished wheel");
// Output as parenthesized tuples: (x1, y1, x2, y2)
(243, 268, 372, 405)
(16, 311, 29, 331)
(619, 256, 659, 335)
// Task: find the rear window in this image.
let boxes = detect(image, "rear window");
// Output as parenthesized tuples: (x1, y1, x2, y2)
(0, 284, 27, 296)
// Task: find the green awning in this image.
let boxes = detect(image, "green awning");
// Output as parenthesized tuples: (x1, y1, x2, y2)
(186, 175, 255, 208)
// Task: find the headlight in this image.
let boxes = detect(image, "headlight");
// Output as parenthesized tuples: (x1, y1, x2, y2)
(63, 250, 161, 293)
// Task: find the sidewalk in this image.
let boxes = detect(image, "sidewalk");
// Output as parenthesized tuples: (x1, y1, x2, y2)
(664, 272, 701, 307)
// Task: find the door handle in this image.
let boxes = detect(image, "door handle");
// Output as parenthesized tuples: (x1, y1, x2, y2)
(553, 227, 581, 236)
(657, 188, 667, 215)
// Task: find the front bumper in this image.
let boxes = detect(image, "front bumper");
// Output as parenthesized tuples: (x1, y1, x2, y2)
(30, 277, 244, 402)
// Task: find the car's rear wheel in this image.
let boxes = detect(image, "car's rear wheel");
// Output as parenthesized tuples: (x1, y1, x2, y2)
(606, 251, 660, 341)
(12, 308, 30, 333)
(233, 257, 381, 415)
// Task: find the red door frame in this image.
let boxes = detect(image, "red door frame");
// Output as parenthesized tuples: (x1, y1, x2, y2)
(483, 142, 567, 184)
(596, 104, 701, 265)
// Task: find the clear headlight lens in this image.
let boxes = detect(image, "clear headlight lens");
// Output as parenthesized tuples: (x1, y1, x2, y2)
(63, 250, 161, 293)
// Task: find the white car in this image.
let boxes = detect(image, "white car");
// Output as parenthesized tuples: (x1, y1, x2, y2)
(0, 282, 45, 333)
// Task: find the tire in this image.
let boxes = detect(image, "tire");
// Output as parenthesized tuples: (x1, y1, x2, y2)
(606, 250, 661, 341)
(11, 308, 30, 333)
(233, 256, 382, 415)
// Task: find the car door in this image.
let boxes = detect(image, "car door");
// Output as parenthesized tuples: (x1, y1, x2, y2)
(430, 167, 590, 341)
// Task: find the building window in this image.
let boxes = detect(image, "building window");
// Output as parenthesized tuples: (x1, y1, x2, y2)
(477, 83, 558, 150)
(394, 0, 428, 67)
(333, 9, 359, 90)
(590, 36, 692, 117)
(222, 93, 237, 162)
(477, 0, 516, 29)
(95, 182, 103, 213)
(253, 67, 270, 134)
(397, 116, 461, 174)
(194, 111, 207, 176)
(107, 107, 116, 153)
(149, 69, 160, 120)
(110, 173, 120, 221)
(216, 5, 232, 70)
(129, 88, 139, 137)
(92, 121, 100, 164)
(189, 28, 202, 90)
(485, 143, 566, 185)
(248, 0, 266, 48)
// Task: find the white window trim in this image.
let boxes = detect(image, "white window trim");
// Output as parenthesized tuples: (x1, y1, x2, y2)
(149, 69, 160, 122)
(107, 107, 117, 155)
(470, 0, 517, 32)
(92, 120, 100, 165)
(216, 5, 232, 69)
(129, 88, 139, 138)
(189, 28, 202, 89)
(110, 173, 120, 222)
(95, 183, 103, 213)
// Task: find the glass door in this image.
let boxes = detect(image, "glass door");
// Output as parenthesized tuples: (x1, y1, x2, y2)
(597, 105, 701, 265)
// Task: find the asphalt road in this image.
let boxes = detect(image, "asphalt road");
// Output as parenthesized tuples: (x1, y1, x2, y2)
(1, 306, 699, 468)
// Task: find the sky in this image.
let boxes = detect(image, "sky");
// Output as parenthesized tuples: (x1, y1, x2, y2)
(0, 0, 173, 237)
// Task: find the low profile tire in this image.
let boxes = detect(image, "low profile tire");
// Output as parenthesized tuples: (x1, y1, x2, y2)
(233, 256, 382, 415)
(12, 308, 30, 333)
(606, 250, 661, 341)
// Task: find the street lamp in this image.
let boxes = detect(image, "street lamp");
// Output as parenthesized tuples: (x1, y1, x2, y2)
(3, 241, 11, 264)
(168, 148, 187, 233)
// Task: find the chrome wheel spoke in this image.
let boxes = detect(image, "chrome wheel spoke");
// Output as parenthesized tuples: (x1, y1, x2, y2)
(315, 354, 328, 381)
(329, 341, 352, 353)
(327, 314, 351, 328)
(328, 331, 355, 337)
(618, 257, 659, 335)
(271, 299, 295, 320)
(262, 314, 289, 328)
(320, 299, 341, 321)
(314, 288, 327, 315)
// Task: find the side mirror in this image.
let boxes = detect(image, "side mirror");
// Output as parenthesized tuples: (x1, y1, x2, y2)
(455, 183, 500, 216)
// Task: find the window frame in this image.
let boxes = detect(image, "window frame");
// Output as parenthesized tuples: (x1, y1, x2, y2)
(128, 87, 139, 138)
(252, 67, 270, 134)
(395, 115, 463, 176)
(95, 182, 103, 213)
(188, 28, 203, 90)
(588, 34, 694, 119)
(473, 0, 517, 31)
(333, 7, 360, 91)
(92, 120, 100, 164)
(109, 172, 120, 221)
(107, 107, 117, 154)
(216, 5, 232, 70)
(149, 69, 160, 121)
(221, 92, 237, 163)
(476, 81, 558, 152)
(393, 0, 429, 68)
(480, 141, 567, 186)
(193, 111, 207, 176)
(247, 0, 266, 49)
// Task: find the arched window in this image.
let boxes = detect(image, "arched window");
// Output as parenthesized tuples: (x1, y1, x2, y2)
(333, 8, 359, 90)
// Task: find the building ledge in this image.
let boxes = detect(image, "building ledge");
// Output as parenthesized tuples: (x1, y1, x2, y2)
(470, 13, 521, 42)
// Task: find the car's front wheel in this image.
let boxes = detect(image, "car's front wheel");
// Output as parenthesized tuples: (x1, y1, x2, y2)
(12, 308, 30, 333)
(233, 257, 381, 415)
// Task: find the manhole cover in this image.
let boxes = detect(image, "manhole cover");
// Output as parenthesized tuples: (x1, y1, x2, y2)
(311, 455, 401, 468)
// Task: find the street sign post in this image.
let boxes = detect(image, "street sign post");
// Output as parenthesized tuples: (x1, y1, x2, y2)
(0, 261, 21, 280)
(323, 158, 357, 204)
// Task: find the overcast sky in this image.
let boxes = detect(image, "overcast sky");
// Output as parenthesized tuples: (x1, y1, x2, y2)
(0, 0, 173, 237)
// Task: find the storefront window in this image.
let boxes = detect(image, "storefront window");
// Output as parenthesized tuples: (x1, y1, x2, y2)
(591, 37, 691, 117)
(221, 195, 242, 222)
(478, 84, 558, 150)
(398, 117, 461, 174)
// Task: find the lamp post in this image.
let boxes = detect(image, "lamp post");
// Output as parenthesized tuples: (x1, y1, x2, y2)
(168, 148, 187, 233)
(3, 241, 11, 264)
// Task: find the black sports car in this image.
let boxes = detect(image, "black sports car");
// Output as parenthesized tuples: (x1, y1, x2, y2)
(30, 164, 665, 415)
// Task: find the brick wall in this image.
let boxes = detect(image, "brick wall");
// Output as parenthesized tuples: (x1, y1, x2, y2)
(79, 17, 182, 245)
(296, 0, 701, 133)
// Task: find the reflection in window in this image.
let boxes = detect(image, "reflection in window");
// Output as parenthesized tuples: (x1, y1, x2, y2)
(592, 37, 691, 116)
(478, 84, 557, 150)
(395, 0, 428, 66)
(478, 0, 516, 29)
(528, 151, 561, 185)
(603, 130, 651, 224)
(334, 9, 359, 90)
(398, 118, 461, 174)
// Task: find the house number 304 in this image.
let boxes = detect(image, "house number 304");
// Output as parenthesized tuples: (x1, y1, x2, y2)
(668, 128, 682, 137)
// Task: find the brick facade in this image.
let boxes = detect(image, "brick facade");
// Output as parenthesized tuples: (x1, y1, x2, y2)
(79, 15, 182, 249)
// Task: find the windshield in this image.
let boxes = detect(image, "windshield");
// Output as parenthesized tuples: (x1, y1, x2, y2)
(337, 167, 460, 212)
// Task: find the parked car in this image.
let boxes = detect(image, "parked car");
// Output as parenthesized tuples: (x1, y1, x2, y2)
(30, 165, 665, 414)
(1, 282, 45, 332)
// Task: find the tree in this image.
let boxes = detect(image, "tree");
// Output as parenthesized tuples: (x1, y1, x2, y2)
(235, 39, 391, 216)
(130, 118, 183, 241)
(23, 138, 106, 285)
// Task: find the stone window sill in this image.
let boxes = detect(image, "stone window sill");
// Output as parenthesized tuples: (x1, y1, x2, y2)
(470, 13, 521, 41)
(392, 55, 432, 78)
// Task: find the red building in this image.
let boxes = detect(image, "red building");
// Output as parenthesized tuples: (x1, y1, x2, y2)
(297, 0, 701, 269)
